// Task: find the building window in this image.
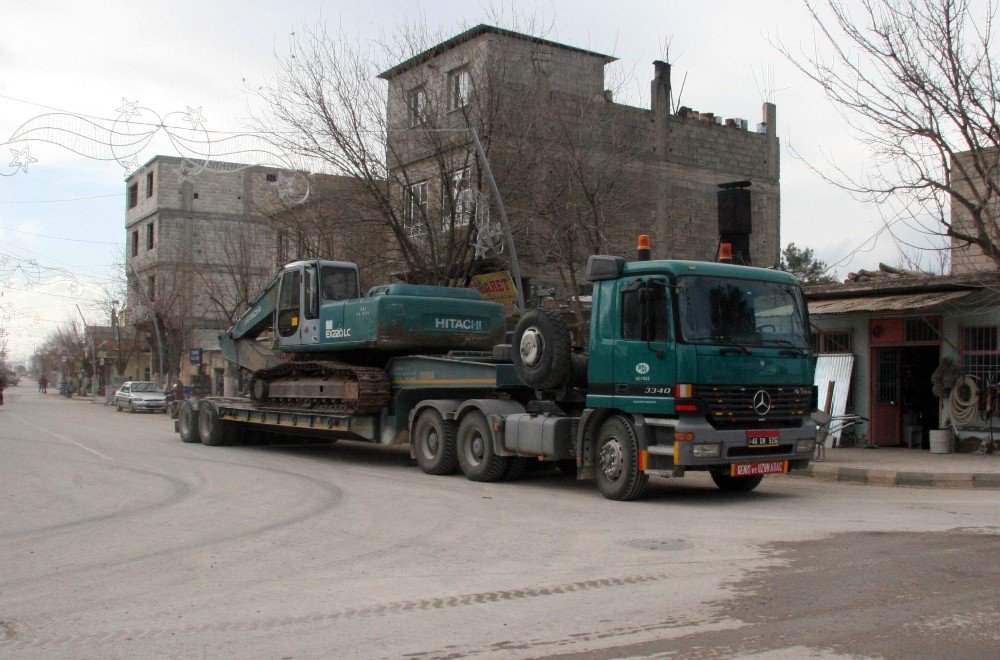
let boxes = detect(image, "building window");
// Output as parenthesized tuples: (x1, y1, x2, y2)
(819, 330, 853, 353)
(441, 167, 471, 229)
(407, 86, 428, 126)
(145, 222, 155, 250)
(960, 325, 1000, 381)
(130, 230, 139, 257)
(147, 275, 156, 302)
(905, 317, 941, 343)
(403, 181, 428, 237)
(448, 66, 472, 110)
(266, 173, 277, 182)
(276, 231, 288, 265)
(128, 183, 138, 209)
(146, 171, 154, 198)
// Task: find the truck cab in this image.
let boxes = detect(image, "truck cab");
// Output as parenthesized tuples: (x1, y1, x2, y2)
(577, 254, 817, 498)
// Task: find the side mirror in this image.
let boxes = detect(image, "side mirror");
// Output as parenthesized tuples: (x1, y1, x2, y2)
(810, 410, 832, 426)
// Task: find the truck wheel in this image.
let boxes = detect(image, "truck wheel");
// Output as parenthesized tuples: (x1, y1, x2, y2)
(177, 401, 200, 443)
(711, 472, 764, 493)
(512, 309, 572, 390)
(413, 409, 458, 475)
(502, 456, 528, 481)
(198, 402, 232, 447)
(457, 411, 509, 482)
(594, 415, 648, 501)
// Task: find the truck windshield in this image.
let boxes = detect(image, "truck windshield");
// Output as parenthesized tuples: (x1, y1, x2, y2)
(677, 276, 808, 348)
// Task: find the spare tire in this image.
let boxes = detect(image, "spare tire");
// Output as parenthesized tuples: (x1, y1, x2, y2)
(512, 308, 572, 390)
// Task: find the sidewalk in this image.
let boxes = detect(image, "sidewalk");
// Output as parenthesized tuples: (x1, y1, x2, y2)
(793, 446, 1000, 489)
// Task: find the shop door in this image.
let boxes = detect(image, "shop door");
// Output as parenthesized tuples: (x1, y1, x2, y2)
(872, 347, 901, 446)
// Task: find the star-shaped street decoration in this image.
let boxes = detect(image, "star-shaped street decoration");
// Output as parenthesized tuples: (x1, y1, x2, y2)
(273, 173, 298, 200)
(116, 98, 141, 120)
(183, 106, 206, 129)
(9, 146, 38, 173)
(119, 157, 138, 173)
(177, 162, 199, 184)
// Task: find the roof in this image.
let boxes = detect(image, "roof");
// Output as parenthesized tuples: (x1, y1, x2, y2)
(623, 260, 800, 285)
(377, 24, 616, 80)
(805, 271, 1000, 299)
(807, 290, 978, 315)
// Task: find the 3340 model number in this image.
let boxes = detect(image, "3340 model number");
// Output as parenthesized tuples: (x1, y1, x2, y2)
(643, 386, 673, 395)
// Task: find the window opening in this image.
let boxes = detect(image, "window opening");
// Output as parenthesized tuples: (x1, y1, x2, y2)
(146, 171, 154, 198)
(960, 325, 1000, 382)
(320, 266, 359, 301)
(128, 183, 138, 208)
(449, 66, 472, 110)
(404, 181, 428, 237)
(407, 86, 428, 126)
(277, 269, 302, 338)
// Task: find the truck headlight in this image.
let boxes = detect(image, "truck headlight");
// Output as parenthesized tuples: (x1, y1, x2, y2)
(692, 443, 721, 458)
(796, 439, 815, 453)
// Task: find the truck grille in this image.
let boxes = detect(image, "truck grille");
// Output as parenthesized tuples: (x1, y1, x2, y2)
(693, 385, 814, 429)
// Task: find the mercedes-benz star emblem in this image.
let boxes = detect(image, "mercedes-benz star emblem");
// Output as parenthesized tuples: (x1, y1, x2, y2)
(753, 390, 772, 416)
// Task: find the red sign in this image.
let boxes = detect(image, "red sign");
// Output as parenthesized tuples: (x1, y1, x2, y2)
(731, 461, 788, 477)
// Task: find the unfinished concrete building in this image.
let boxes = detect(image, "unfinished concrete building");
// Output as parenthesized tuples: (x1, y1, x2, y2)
(379, 25, 780, 301)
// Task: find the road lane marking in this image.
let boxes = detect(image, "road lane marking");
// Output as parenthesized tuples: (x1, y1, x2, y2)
(5, 411, 114, 461)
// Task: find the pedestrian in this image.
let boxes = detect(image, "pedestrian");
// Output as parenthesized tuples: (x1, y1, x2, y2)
(0, 372, 6, 407)
(39, 375, 48, 394)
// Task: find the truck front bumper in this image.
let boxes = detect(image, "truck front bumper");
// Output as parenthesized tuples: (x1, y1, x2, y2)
(643, 415, 816, 471)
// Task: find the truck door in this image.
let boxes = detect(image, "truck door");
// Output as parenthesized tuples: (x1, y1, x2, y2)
(276, 266, 303, 349)
(612, 276, 676, 414)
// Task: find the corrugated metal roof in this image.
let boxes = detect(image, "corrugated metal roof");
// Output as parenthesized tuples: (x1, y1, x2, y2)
(807, 290, 975, 315)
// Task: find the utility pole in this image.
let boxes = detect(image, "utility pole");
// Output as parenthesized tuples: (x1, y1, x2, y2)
(468, 127, 525, 313)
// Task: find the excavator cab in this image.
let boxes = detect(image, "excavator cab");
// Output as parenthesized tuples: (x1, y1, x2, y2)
(276, 260, 361, 349)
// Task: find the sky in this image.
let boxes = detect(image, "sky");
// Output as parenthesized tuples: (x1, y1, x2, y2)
(0, 0, 949, 361)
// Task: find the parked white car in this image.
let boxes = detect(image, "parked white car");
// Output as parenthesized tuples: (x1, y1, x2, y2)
(114, 381, 167, 413)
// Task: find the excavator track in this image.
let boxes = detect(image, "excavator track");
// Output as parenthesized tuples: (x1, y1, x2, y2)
(250, 360, 390, 414)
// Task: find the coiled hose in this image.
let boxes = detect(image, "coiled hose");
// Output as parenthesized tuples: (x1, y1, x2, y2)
(949, 375, 982, 428)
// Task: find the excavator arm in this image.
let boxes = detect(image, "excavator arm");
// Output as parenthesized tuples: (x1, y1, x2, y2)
(218, 272, 285, 374)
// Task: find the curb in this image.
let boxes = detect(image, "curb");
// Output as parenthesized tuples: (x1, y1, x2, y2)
(791, 464, 1000, 489)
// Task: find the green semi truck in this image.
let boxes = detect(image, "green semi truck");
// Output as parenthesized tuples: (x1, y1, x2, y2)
(176, 244, 818, 500)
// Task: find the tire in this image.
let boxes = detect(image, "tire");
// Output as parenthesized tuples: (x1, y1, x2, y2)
(115, 401, 122, 412)
(456, 411, 509, 482)
(129, 401, 136, 414)
(556, 459, 578, 477)
(711, 472, 764, 493)
(512, 309, 573, 390)
(413, 408, 458, 475)
(198, 402, 233, 447)
(502, 456, 528, 481)
(594, 415, 648, 501)
(177, 401, 200, 443)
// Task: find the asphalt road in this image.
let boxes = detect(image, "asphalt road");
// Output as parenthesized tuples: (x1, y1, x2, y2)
(1, 384, 998, 658)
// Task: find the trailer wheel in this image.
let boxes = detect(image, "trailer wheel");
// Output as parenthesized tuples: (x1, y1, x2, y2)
(457, 411, 509, 482)
(198, 402, 233, 447)
(512, 309, 572, 390)
(710, 472, 764, 493)
(502, 456, 528, 481)
(177, 401, 200, 443)
(413, 409, 458, 475)
(594, 415, 648, 501)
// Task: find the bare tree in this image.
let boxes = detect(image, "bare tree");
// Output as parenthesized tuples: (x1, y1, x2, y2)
(251, 18, 595, 287)
(778, 0, 1000, 272)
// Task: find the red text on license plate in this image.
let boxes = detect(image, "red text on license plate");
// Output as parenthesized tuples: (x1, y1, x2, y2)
(731, 460, 788, 477)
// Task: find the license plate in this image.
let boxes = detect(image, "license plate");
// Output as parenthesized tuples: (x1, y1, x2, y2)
(746, 430, 780, 447)
(732, 460, 788, 477)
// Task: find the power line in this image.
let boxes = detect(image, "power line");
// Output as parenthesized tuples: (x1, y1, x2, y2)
(0, 193, 120, 204)
(0, 284, 104, 302)
(0, 224, 121, 245)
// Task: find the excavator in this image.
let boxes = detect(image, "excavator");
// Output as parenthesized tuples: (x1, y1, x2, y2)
(218, 258, 505, 414)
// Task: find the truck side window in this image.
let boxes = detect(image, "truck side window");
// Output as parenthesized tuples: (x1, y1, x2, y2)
(277, 269, 301, 337)
(321, 266, 359, 301)
(304, 265, 319, 320)
(621, 280, 668, 342)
